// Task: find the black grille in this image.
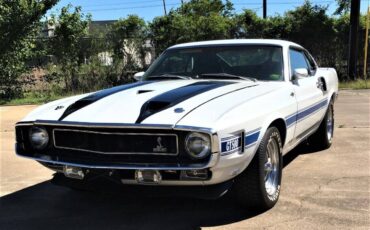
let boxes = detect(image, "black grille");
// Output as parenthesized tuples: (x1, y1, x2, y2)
(53, 129, 178, 155)
(16, 124, 212, 166)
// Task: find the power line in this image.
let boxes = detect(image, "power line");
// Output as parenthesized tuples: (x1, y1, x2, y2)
(82, 3, 181, 12)
(83, 0, 179, 9)
(163, 0, 167, 15)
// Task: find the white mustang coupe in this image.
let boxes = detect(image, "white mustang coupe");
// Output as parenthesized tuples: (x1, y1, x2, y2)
(15, 39, 338, 210)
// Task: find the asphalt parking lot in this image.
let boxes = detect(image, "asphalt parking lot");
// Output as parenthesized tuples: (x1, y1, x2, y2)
(0, 90, 369, 229)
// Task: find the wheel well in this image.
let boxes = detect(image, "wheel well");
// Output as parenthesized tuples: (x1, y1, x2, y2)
(269, 119, 287, 147)
(330, 92, 337, 102)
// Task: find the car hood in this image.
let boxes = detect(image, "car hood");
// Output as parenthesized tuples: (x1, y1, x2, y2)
(21, 80, 273, 126)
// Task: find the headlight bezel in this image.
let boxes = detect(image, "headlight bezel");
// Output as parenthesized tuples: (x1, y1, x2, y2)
(185, 132, 212, 159)
(28, 126, 49, 150)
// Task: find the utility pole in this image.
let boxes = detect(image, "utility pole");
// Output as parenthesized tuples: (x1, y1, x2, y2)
(348, 0, 361, 80)
(363, 6, 370, 77)
(163, 0, 167, 15)
(263, 0, 267, 19)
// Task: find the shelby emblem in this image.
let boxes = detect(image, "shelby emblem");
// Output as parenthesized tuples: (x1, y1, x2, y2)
(153, 137, 167, 153)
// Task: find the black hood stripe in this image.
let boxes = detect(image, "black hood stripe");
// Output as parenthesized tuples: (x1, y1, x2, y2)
(59, 81, 152, 121)
(135, 81, 235, 123)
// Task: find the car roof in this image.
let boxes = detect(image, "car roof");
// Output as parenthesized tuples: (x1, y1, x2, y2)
(168, 39, 302, 49)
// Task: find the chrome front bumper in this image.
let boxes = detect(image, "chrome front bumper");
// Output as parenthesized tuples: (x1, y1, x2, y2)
(18, 147, 253, 186)
(15, 120, 255, 186)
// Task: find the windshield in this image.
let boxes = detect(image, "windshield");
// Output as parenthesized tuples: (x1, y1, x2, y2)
(143, 45, 284, 81)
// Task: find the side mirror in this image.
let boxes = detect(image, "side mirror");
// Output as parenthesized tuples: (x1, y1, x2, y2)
(133, 71, 145, 81)
(292, 68, 309, 80)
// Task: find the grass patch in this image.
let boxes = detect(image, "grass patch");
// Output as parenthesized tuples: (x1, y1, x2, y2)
(339, 79, 370, 89)
(0, 92, 75, 106)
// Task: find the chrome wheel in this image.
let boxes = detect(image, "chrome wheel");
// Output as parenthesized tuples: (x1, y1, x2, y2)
(264, 137, 280, 196)
(326, 105, 333, 141)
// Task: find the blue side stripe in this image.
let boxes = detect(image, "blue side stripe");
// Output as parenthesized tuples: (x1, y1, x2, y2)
(245, 130, 260, 148)
(245, 127, 261, 136)
(286, 115, 296, 127)
(285, 99, 328, 128)
(222, 99, 327, 153)
(296, 99, 327, 122)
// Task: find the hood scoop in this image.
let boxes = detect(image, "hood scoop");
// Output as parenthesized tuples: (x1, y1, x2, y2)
(135, 101, 171, 123)
(58, 99, 93, 121)
(135, 81, 235, 123)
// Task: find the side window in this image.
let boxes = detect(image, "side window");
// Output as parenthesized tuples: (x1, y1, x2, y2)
(289, 49, 309, 76)
(304, 52, 316, 71)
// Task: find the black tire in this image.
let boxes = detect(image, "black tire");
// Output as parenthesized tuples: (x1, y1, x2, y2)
(309, 99, 334, 150)
(232, 127, 283, 210)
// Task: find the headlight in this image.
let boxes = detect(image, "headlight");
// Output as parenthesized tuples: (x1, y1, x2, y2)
(28, 126, 49, 150)
(185, 132, 211, 159)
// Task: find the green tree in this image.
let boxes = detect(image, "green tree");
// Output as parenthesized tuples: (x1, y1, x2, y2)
(107, 15, 147, 84)
(49, 5, 91, 92)
(236, 2, 337, 67)
(149, 0, 235, 53)
(0, 0, 58, 100)
(284, 2, 337, 66)
(334, 0, 350, 15)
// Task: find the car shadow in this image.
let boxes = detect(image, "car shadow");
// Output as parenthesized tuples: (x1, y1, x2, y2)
(0, 181, 262, 230)
(283, 141, 322, 168)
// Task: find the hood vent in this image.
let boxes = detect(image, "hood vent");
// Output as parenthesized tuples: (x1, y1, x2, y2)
(137, 90, 153, 94)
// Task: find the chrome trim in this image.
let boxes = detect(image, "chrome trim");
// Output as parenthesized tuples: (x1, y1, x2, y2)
(33, 120, 174, 130)
(120, 179, 207, 186)
(173, 125, 215, 134)
(212, 133, 220, 153)
(53, 128, 179, 156)
(15, 122, 34, 127)
(16, 120, 215, 134)
(16, 150, 219, 170)
(15, 120, 221, 164)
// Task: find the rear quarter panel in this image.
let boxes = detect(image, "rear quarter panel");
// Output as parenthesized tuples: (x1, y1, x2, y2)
(317, 67, 339, 99)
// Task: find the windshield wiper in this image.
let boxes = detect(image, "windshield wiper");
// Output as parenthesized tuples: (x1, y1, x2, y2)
(197, 73, 257, 82)
(146, 74, 191, 80)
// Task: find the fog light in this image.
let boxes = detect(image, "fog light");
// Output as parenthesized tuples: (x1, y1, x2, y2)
(180, 169, 209, 180)
(63, 166, 84, 180)
(135, 170, 161, 184)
